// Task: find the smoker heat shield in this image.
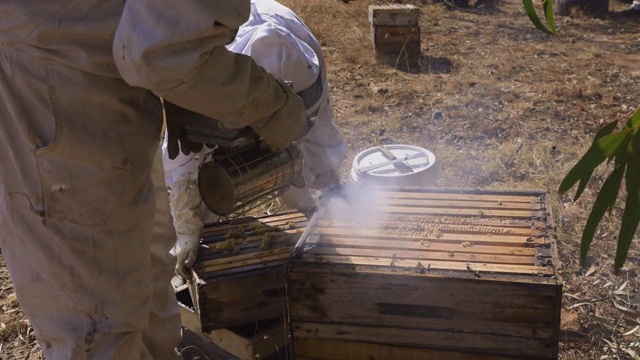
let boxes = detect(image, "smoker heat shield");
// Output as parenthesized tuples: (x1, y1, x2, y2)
(198, 143, 304, 216)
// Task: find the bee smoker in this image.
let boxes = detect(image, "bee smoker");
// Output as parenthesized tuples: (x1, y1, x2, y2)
(197, 142, 304, 216)
(183, 116, 305, 217)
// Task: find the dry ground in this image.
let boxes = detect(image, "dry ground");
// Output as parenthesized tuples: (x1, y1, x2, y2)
(1, 0, 639, 359)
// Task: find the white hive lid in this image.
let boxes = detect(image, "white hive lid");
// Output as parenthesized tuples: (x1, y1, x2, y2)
(352, 144, 436, 178)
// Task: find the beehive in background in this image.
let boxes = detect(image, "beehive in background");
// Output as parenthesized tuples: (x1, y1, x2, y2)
(287, 186, 562, 359)
(369, 4, 421, 67)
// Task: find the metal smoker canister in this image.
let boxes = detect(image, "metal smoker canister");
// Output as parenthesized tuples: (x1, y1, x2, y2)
(198, 143, 304, 216)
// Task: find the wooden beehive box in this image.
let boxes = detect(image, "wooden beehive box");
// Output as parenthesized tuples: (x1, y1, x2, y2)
(180, 210, 307, 332)
(369, 4, 421, 66)
(287, 186, 562, 360)
(208, 319, 287, 360)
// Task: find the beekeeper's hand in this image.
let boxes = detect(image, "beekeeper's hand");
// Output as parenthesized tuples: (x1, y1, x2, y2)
(252, 80, 312, 152)
(164, 100, 205, 159)
(172, 234, 200, 280)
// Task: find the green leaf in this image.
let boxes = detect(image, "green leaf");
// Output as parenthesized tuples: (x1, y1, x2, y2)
(596, 120, 623, 140)
(607, 157, 626, 215)
(572, 121, 619, 200)
(522, 0, 557, 35)
(573, 175, 592, 202)
(623, 109, 640, 130)
(614, 172, 640, 271)
(614, 133, 640, 271)
(579, 161, 625, 264)
(559, 130, 631, 196)
(542, 0, 558, 35)
(593, 121, 622, 160)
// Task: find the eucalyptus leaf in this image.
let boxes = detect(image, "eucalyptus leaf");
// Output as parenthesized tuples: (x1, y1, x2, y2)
(580, 161, 625, 264)
(613, 135, 640, 271)
(596, 120, 623, 141)
(542, 0, 558, 35)
(559, 130, 631, 196)
(573, 175, 592, 202)
(522, 0, 557, 35)
(573, 121, 619, 200)
(624, 109, 640, 129)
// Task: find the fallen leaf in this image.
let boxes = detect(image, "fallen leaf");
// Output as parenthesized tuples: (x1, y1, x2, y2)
(585, 263, 597, 277)
(623, 325, 640, 336)
(561, 309, 581, 331)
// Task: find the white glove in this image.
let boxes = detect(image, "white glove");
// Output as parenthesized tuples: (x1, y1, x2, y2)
(282, 185, 317, 213)
(172, 234, 200, 280)
(168, 178, 205, 279)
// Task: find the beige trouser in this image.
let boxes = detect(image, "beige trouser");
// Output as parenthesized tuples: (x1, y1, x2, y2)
(0, 48, 180, 359)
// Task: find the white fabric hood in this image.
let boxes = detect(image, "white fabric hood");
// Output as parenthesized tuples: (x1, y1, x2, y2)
(227, 1, 321, 93)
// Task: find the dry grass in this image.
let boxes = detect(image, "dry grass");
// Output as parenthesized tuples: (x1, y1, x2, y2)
(2, 0, 639, 358)
(0, 258, 38, 359)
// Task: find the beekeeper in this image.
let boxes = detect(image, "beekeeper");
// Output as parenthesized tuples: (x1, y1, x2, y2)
(163, 0, 347, 279)
(0, 1, 308, 359)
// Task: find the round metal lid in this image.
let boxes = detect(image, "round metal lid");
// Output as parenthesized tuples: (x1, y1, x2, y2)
(352, 144, 436, 178)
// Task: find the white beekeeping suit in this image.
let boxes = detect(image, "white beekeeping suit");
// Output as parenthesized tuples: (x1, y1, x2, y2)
(162, 0, 346, 277)
(0, 0, 308, 359)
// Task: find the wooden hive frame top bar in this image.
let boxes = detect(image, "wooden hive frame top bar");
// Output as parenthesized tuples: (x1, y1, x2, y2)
(194, 211, 308, 279)
(292, 186, 559, 283)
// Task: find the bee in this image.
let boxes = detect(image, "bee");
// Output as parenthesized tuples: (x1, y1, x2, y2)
(262, 232, 274, 250)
